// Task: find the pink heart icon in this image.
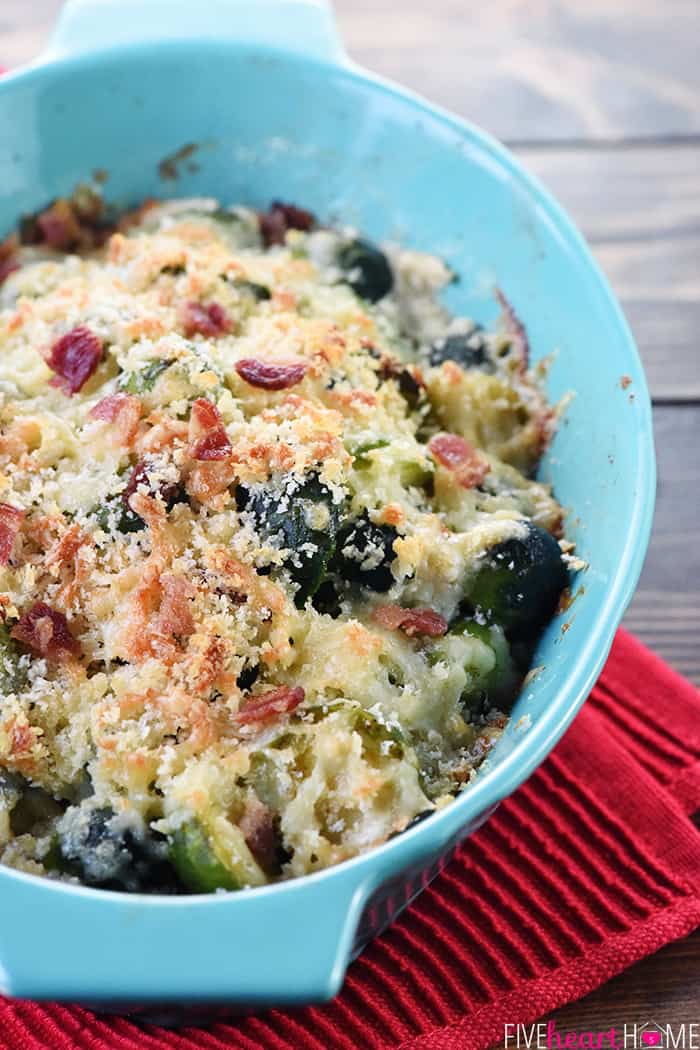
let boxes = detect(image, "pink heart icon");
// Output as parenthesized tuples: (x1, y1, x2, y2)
(642, 1034, 661, 1047)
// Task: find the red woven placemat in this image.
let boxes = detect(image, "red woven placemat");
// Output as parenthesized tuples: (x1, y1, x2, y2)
(1, 628, 698, 1049)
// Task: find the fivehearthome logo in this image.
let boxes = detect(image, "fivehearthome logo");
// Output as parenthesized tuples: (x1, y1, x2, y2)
(503, 1020, 699, 1050)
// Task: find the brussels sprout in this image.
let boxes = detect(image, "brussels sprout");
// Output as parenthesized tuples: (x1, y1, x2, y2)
(168, 817, 267, 893)
(449, 619, 517, 706)
(53, 805, 174, 892)
(236, 474, 342, 607)
(351, 438, 390, 466)
(467, 522, 568, 634)
(429, 329, 493, 371)
(234, 279, 271, 302)
(0, 623, 27, 695)
(333, 514, 398, 593)
(118, 359, 173, 395)
(92, 494, 146, 535)
(9, 785, 63, 835)
(338, 238, 393, 302)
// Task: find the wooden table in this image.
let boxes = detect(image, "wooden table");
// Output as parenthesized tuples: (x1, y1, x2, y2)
(4, 0, 699, 1034)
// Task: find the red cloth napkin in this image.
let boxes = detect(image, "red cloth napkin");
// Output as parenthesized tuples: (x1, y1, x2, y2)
(1, 629, 698, 1050)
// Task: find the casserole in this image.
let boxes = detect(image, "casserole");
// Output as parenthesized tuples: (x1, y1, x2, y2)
(0, 0, 655, 1010)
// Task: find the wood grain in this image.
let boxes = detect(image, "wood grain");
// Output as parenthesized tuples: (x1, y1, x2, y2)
(517, 144, 700, 402)
(334, 0, 700, 142)
(623, 405, 700, 684)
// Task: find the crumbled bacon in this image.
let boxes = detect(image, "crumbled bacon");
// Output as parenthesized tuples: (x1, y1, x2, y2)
(237, 685, 305, 725)
(46, 325, 103, 395)
(235, 358, 307, 391)
(239, 798, 279, 873)
(428, 433, 490, 489)
(258, 201, 315, 247)
(0, 234, 20, 285)
(495, 287, 529, 372)
(372, 605, 448, 638)
(154, 574, 195, 640)
(181, 301, 230, 339)
(0, 503, 24, 565)
(35, 198, 83, 250)
(123, 460, 182, 510)
(188, 398, 232, 461)
(11, 602, 81, 661)
(89, 393, 142, 446)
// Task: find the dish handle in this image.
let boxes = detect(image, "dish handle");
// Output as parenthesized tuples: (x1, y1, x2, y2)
(0, 862, 374, 1003)
(44, 0, 347, 65)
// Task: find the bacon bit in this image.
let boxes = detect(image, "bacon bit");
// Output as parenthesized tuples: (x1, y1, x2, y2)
(428, 433, 490, 489)
(154, 574, 195, 640)
(495, 287, 529, 372)
(237, 685, 305, 725)
(258, 201, 315, 247)
(372, 604, 448, 638)
(46, 522, 87, 575)
(181, 300, 231, 339)
(89, 393, 143, 447)
(189, 397, 232, 461)
(235, 358, 307, 391)
(0, 503, 24, 565)
(123, 460, 182, 510)
(35, 198, 83, 250)
(0, 234, 20, 285)
(620, 374, 632, 390)
(11, 602, 81, 662)
(185, 460, 237, 509)
(240, 798, 278, 874)
(377, 503, 405, 528)
(137, 413, 189, 455)
(46, 325, 103, 395)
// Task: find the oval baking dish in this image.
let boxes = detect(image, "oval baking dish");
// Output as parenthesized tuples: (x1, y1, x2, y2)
(0, 0, 655, 1011)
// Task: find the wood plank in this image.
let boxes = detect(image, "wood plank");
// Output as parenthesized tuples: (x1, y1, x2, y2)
(334, 0, 700, 142)
(623, 405, 700, 685)
(6, 1, 700, 142)
(492, 929, 700, 1043)
(516, 144, 700, 402)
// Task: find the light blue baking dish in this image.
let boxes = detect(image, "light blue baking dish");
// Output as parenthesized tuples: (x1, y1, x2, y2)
(0, 0, 655, 1012)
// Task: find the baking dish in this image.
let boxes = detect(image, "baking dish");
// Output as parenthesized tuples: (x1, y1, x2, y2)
(0, 0, 655, 1011)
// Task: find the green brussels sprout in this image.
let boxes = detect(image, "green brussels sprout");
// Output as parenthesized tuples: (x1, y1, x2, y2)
(236, 474, 343, 607)
(333, 514, 398, 593)
(234, 279, 271, 302)
(449, 618, 517, 706)
(118, 359, 173, 395)
(429, 329, 494, 372)
(92, 494, 146, 535)
(338, 238, 393, 302)
(168, 817, 267, 893)
(467, 522, 568, 634)
(53, 805, 175, 892)
(0, 623, 27, 695)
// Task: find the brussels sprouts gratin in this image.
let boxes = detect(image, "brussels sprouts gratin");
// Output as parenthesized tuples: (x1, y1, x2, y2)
(0, 193, 572, 893)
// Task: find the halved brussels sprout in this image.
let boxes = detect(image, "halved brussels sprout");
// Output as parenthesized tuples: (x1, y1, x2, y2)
(168, 816, 267, 893)
(467, 521, 568, 634)
(333, 514, 398, 593)
(118, 359, 173, 395)
(237, 474, 343, 607)
(338, 238, 393, 302)
(53, 805, 174, 892)
(0, 623, 27, 695)
(429, 329, 493, 372)
(448, 619, 517, 706)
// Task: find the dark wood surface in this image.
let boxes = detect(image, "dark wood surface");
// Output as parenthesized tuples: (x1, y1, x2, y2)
(4, 0, 700, 1035)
